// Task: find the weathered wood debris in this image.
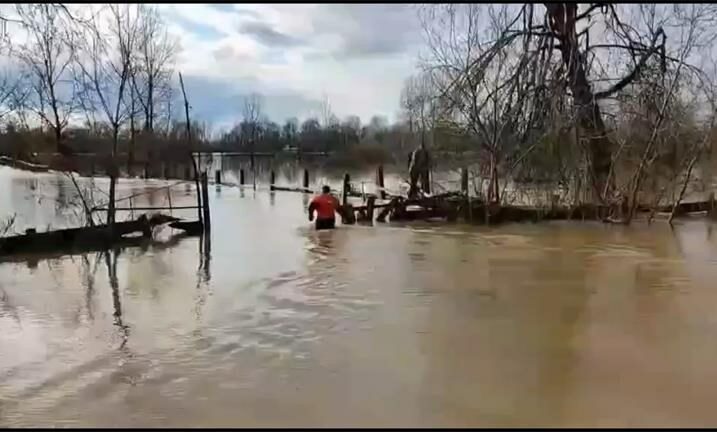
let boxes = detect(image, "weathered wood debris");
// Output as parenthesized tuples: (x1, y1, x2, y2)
(339, 190, 717, 226)
(324, 147, 717, 226)
(0, 155, 51, 173)
(0, 213, 202, 256)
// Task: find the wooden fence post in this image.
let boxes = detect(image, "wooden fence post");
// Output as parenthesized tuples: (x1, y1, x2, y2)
(467, 169, 473, 222)
(195, 171, 203, 226)
(270, 171, 276, 191)
(303, 168, 310, 190)
(201, 172, 211, 233)
(215, 169, 221, 185)
(377, 165, 386, 200)
(342, 173, 350, 206)
(366, 195, 376, 223)
(108, 176, 116, 231)
(239, 169, 245, 185)
(461, 167, 468, 194)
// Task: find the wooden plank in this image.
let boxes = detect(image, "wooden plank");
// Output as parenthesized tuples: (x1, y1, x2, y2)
(0, 216, 180, 256)
(271, 186, 314, 193)
(93, 206, 200, 211)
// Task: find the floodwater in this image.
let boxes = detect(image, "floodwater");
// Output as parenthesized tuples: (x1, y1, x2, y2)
(2, 167, 717, 427)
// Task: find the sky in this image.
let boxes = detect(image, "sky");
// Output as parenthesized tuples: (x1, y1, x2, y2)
(154, 3, 425, 130)
(6, 4, 710, 133)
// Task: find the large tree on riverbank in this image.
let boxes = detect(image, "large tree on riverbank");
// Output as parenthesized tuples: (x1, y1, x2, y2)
(418, 3, 717, 207)
(75, 4, 138, 227)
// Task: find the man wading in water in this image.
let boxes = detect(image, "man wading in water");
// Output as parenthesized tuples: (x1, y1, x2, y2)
(308, 185, 340, 230)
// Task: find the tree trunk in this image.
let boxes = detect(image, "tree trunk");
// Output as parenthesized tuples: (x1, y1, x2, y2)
(546, 3, 612, 203)
(147, 79, 154, 132)
(54, 126, 66, 155)
(109, 128, 120, 231)
(108, 176, 117, 229)
(129, 99, 135, 176)
(486, 150, 500, 204)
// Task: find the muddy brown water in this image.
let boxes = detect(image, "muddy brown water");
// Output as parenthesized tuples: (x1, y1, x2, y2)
(1, 166, 717, 427)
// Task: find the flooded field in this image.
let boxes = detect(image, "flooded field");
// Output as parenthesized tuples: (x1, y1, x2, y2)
(2, 166, 717, 427)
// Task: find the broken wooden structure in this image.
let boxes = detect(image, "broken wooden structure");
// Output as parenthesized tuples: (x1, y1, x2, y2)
(0, 165, 212, 257)
(319, 157, 717, 226)
(0, 214, 181, 256)
(0, 156, 50, 173)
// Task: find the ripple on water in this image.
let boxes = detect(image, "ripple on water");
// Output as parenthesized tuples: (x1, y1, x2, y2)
(193, 265, 381, 364)
(582, 243, 652, 258)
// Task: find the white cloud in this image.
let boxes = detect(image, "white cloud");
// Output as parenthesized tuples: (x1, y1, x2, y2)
(0, 4, 423, 125)
(159, 3, 422, 124)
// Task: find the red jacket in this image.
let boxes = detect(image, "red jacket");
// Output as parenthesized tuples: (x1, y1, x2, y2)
(309, 193, 339, 220)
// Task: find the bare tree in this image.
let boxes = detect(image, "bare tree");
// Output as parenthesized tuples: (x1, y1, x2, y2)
(243, 92, 263, 145)
(620, 4, 717, 223)
(319, 94, 332, 129)
(420, 4, 549, 203)
(400, 72, 436, 149)
(418, 3, 717, 210)
(14, 4, 79, 153)
(0, 69, 26, 122)
(243, 92, 263, 190)
(399, 76, 419, 140)
(76, 4, 138, 228)
(130, 4, 177, 133)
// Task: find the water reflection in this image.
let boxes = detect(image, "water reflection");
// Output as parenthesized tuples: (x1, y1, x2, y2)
(194, 235, 212, 325)
(301, 193, 309, 209)
(81, 253, 100, 321)
(105, 249, 129, 349)
(200, 233, 211, 283)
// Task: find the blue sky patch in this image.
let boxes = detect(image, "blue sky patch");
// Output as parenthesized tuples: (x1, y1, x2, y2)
(168, 11, 225, 40)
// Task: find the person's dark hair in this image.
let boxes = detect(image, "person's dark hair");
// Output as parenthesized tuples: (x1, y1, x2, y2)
(322, 185, 331, 194)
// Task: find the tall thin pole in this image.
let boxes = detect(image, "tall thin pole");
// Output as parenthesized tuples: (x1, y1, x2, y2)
(179, 72, 203, 225)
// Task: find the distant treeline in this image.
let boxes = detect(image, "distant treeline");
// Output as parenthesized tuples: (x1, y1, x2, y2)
(0, 115, 484, 169)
